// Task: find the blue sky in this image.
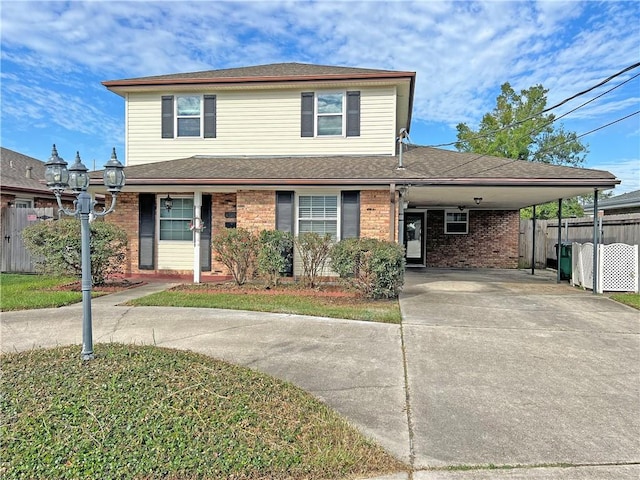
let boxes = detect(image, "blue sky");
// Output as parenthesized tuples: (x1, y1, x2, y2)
(2, 0, 639, 194)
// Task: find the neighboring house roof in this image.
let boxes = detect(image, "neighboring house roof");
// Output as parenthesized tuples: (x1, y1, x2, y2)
(584, 189, 640, 213)
(1, 147, 52, 196)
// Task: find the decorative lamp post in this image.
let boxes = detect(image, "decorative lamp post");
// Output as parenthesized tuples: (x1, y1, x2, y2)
(45, 144, 126, 360)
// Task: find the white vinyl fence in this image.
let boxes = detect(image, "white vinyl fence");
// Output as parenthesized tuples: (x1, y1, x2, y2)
(572, 242, 639, 293)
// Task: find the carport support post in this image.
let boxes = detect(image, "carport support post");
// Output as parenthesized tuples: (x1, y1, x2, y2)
(531, 205, 536, 275)
(592, 189, 599, 294)
(557, 198, 562, 283)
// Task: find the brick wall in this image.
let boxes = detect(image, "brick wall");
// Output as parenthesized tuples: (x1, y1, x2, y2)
(360, 190, 392, 240)
(106, 192, 138, 275)
(236, 190, 276, 233)
(426, 210, 520, 268)
(210, 193, 237, 275)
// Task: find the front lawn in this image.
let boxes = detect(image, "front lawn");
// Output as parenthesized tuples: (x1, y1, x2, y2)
(609, 292, 640, 309)
(0, 344, 405, 479)
(0, 274, 82, 311)
(127, 282, 402, 323)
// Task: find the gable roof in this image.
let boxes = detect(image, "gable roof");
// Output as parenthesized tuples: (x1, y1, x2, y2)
(103, 62, 416, 87)
(0, 147, 51, 195)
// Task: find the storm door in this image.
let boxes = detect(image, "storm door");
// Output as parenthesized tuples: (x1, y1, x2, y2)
(404, 212, 425, 265)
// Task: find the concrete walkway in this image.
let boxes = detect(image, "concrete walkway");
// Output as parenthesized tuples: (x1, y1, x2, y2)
(1, 270, 639, 479)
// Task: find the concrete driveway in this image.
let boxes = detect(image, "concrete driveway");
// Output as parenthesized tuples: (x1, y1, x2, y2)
(1, 269, 639, 479)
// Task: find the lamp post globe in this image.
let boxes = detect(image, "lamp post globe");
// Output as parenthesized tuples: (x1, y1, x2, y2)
(67, 151, 90, 192)
(44, 144, 69, 192)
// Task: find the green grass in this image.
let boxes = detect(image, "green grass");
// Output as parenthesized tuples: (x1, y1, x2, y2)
(610, 292, 640, 309)
(0, 274, 84, 311)
(0, 344, 404, 479)
(127, 288, 402, 324)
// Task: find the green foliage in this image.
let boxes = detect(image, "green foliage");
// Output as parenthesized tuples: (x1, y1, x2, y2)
(330, 238, 406, 299)
(520, 198, 585, 219)
(21, 219, 128, 285)
(0, 274, 83, 311)
(294, 232, 333, 288)
(256, 230, 293, 287)
(0, 344, 403, 479)
(212, 228, 258, 285)
(456, 82, 588, 167)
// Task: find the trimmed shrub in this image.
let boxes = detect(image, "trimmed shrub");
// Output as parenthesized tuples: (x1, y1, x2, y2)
(212, 228, 258, 285)
(22, 218, 128, 285)
(294, 232, 332, 288)
(330, 238, 405, 299)
(257, 230, 294, 287)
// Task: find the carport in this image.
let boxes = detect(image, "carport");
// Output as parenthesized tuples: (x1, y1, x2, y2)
(393, 145, 620, 291)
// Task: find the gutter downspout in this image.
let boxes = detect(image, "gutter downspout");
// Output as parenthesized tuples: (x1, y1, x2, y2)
(389, 183, 396, 242)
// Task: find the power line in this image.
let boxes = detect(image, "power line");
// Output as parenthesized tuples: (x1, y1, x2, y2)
(426, 61, 640, 149)
(468, 110, 640, 177)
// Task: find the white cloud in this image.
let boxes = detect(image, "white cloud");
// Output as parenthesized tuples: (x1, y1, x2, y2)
(591, 158, 640, 195)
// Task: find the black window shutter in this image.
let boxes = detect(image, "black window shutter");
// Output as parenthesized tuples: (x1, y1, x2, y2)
(346, 91, 360, 137)
(139, 193, 156, 269)
(301, 92, 314, 137)
(276, 191, 295, 233)
(276, 191, 295, 276)
(161, 96, 174, 138)
(341, 191, 360, 239)
(203, 95, 216, 138)
(200, 194, 212, 271)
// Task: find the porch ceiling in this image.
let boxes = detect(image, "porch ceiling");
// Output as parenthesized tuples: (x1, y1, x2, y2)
(404, 185, 607, 210)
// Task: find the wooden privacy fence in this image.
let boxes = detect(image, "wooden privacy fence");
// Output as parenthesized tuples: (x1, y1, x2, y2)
(1, 207, 54, 273)
(519, 213, 640, 269)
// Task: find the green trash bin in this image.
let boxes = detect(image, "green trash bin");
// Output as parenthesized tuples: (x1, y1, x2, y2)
(556, 242, 572, 280)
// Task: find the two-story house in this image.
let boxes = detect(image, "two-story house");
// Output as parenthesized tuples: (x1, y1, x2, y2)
(95, 63, 618, 281)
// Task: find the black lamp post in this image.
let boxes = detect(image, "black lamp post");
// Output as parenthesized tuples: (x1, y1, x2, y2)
(44, 144, 125, 360)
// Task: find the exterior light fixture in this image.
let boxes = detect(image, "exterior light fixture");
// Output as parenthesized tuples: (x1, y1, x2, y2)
(474, 197, 483, 205)
(44, 144, 126, 360)
(164, 194, 173, 211)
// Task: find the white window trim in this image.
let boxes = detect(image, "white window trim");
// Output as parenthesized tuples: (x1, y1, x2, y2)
(158, 195, 194, 242)
(444, 209, 469, 235)
(14, 198, 33, 208)
(315, 91, 345, 137)
(175, 95, 203, 139)
(295, 191, 341, 240)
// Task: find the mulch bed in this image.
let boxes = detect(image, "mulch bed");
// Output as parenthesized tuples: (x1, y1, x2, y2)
(51, 279, 146, 293)
(172, 281, 361, 299)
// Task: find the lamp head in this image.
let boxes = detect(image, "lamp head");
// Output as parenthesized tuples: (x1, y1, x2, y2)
(44, 144, 69, 192)
(103, 148, 126, 193)
(67, 151, 90, 192)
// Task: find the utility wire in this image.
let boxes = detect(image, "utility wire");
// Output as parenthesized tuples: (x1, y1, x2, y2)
(427, 61, 640, 149)
(468, 110, 640, 177)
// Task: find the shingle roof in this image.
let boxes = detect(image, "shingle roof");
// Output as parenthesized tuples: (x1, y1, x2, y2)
(584, 188, 640, 209)
(103, 62, 415, 86)
(95, 146, 617, 188)
(0, 147, 51, 194)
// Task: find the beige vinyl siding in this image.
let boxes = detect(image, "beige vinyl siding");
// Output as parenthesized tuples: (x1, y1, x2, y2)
(157, 242, 193, 270)
(126, 87, 398, 166)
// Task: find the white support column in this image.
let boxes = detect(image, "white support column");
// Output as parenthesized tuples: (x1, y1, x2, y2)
(193, 191, 202, 284)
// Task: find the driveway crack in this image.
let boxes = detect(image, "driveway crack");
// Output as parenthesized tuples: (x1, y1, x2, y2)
(400, 319, 416, 472)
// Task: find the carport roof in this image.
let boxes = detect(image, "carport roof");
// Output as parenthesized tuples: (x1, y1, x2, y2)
(91, 146, 619, 209)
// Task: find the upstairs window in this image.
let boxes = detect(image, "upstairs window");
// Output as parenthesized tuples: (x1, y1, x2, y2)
(301, 91, 360, 137)
(445, 209, 469, 234)
(162, 95, 216, 139)
(317, 93, 343, 136)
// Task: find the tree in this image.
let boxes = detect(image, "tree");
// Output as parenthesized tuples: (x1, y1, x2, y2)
(456, 83, 588, 166)
(455, 83, 589, 218)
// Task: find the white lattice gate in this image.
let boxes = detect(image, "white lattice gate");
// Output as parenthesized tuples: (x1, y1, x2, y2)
(572, 242, 639, 293)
